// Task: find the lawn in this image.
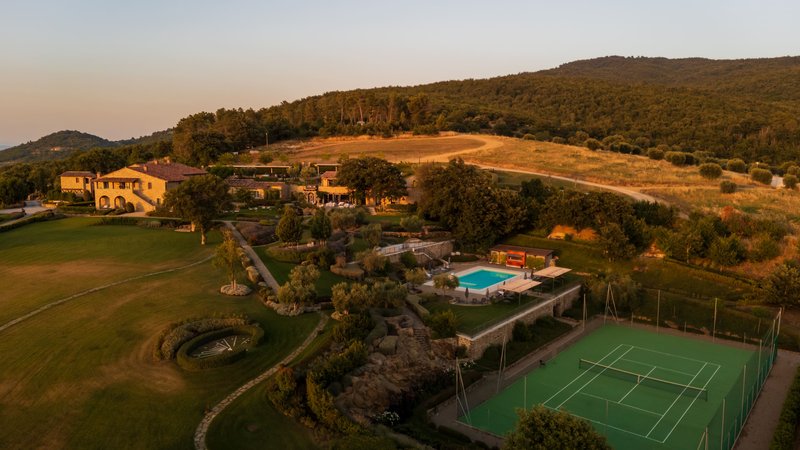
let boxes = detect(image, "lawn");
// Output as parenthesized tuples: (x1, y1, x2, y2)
(206, 318, 335, 449)
(0, 219, 320, 449)
(421, 293, 546, 335)
(0, 217, 212, 325)
(254, 246, 349, 297)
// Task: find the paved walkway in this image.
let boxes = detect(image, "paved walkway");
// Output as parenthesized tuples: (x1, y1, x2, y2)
(222, 221, 280, 291)
(735, 349, 800, 450)
(0, 256, 213, 334)
(193, 313, 329, 450)
(0, 201, 53, 227)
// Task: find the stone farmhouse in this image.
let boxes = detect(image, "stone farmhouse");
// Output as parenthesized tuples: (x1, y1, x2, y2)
(58, 171, 97, 198)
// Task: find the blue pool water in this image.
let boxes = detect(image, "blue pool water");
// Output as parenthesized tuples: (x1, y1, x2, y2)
(457, 269, 517, 290)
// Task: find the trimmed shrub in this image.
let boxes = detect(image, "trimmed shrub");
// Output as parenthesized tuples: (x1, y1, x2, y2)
(154, 315, 251, 360)
(750, 168, 773, 185)
(399, 250, 417, 268)
(0, 210, 60, 233)
(726, 158, 747, 173)
(124, 202, 135, 213)
(647, 148, 664, 160)
(720, 181, 737, 194)
(176, 325, 263, 371)
(770, 366, 800, 450)
(512, 321, 532, 342)
(267, 245, 315, 263)
(96, 217, 138, 226)
(698, 163, 723, 180)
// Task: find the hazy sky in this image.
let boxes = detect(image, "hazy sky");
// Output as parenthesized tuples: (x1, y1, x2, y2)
(1, 0, 798, 145)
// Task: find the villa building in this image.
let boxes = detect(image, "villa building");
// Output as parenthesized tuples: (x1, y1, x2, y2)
(488, 244, 554, 270)
(226, 177, 289, 201)
(59, 171, 97, 198)
(91, 160, 206, 212)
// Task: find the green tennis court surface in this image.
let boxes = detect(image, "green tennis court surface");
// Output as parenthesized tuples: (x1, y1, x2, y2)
(460, 325, 768, 450)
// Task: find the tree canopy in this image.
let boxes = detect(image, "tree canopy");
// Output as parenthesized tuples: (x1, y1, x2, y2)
(163, 174, 231, 245)
(504, 406, 610, 450)
(335, 157, 407, 205)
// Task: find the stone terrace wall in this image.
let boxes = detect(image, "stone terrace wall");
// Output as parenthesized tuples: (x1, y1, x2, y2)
(457, 284, 581, 359)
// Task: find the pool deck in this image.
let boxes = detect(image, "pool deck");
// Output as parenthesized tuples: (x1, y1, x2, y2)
(421, 262, 531, 301)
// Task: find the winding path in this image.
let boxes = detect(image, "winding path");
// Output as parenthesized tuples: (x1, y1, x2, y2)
(222, 221, 280, 291)
(0, 255, 213, 334)
(193, 312, 329, 450)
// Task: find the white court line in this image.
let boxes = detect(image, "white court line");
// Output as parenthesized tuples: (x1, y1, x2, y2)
(556, 346, 635, 410)
(646, 362, 708, 438)
(541, 404, 662, 443)
(659, 364, 721, 444)
(619, 366, 656, 403)
(620, 358, 696, 378)
(579, 391, 662, 416)
(541, 343, 625, 407)
(631, 345, 721, 369)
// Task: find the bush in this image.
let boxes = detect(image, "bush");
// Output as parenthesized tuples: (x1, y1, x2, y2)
(124, 201, 135, 213)
(750, 235, 781, 262)
(585, 138, 601, 150)
(399, 215, 422, 232)
(512, 321, 532, 341)
(720, 180, 737, 194)
(665, 151, 686, 166)
(95, 217, 138, 226)
(427, 310, 457, 338)
(708, 236, 746, 266)
(399, 250, 417, 268)
(770, 366, 800, 450)
(306, 246, 335, 268)
(332, 313, 374, 343)
(175, 325, 263, 371)
(154, 315, 251, 360)
(750, 168, 773, 185)
(330, 264, 364, 280)
(236, 221, 276, 245)
(266, 245, 315, 263)
(783, 174, 798, 190)
(698, 163, 723, 180)
(726, 158, 747, 173)
(646, 148, 664, 160)
(0, 210, 60, 233)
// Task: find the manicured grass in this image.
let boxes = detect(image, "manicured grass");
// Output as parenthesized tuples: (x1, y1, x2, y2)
(0, 218, 320, 449)
(0, 218, 213, 325)
(254, 246, 349, 297)
(206, 318, 335, 450)
(421, 294, 545, 335)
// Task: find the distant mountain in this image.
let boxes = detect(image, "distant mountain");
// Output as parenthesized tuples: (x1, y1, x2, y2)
(0, 144, 10, 151)
(0, 129, 172, 164)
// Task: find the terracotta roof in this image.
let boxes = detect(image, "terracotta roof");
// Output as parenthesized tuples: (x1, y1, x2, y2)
(128, 161, 206, 182)
(95, 177, 139, 183)
(490, 244, 554, 257)
(320, 171, 338, 179)
(60, 171, 96, 177)
(226, 178, 284, 189)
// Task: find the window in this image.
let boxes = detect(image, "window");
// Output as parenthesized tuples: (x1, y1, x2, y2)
(103, 182, 109, 189)
(75, 177, 79, 183)
(119, 182, 126, 189)
(147, 182, 152, 189)
(84, 177, 89, 184)
(157, 198, 161, 205)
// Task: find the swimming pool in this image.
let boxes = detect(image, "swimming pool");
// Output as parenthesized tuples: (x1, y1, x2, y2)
(455, 268, 518, 291)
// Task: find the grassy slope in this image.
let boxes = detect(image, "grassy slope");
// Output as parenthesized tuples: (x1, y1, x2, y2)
(254, 246, 348, 297)
(0, 219, 319, 449)
(0, 218, 211, 325)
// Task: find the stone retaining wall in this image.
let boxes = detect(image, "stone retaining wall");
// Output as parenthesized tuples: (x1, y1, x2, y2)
(456, 284, 581, 359)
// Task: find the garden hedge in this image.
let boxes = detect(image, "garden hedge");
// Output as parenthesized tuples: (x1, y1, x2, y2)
(176, 324, 263, 371)
(0, 210, 61, 233)
(770, 366, 800, 450)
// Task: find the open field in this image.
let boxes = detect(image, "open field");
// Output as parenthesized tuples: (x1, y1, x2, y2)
(280, 134, 491, 163)
(0, 219, 319, 449)
(275, 134, 800, 221)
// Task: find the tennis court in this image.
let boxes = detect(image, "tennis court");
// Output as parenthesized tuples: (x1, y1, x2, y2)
(459, 325, 776, 449)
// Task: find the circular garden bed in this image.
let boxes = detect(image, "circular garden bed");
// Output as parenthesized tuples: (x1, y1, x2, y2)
(176, 324, 264, 371)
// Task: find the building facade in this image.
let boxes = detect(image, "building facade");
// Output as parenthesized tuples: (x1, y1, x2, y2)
(92, 160, 206, 212)
(59, 171, 96, 198)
